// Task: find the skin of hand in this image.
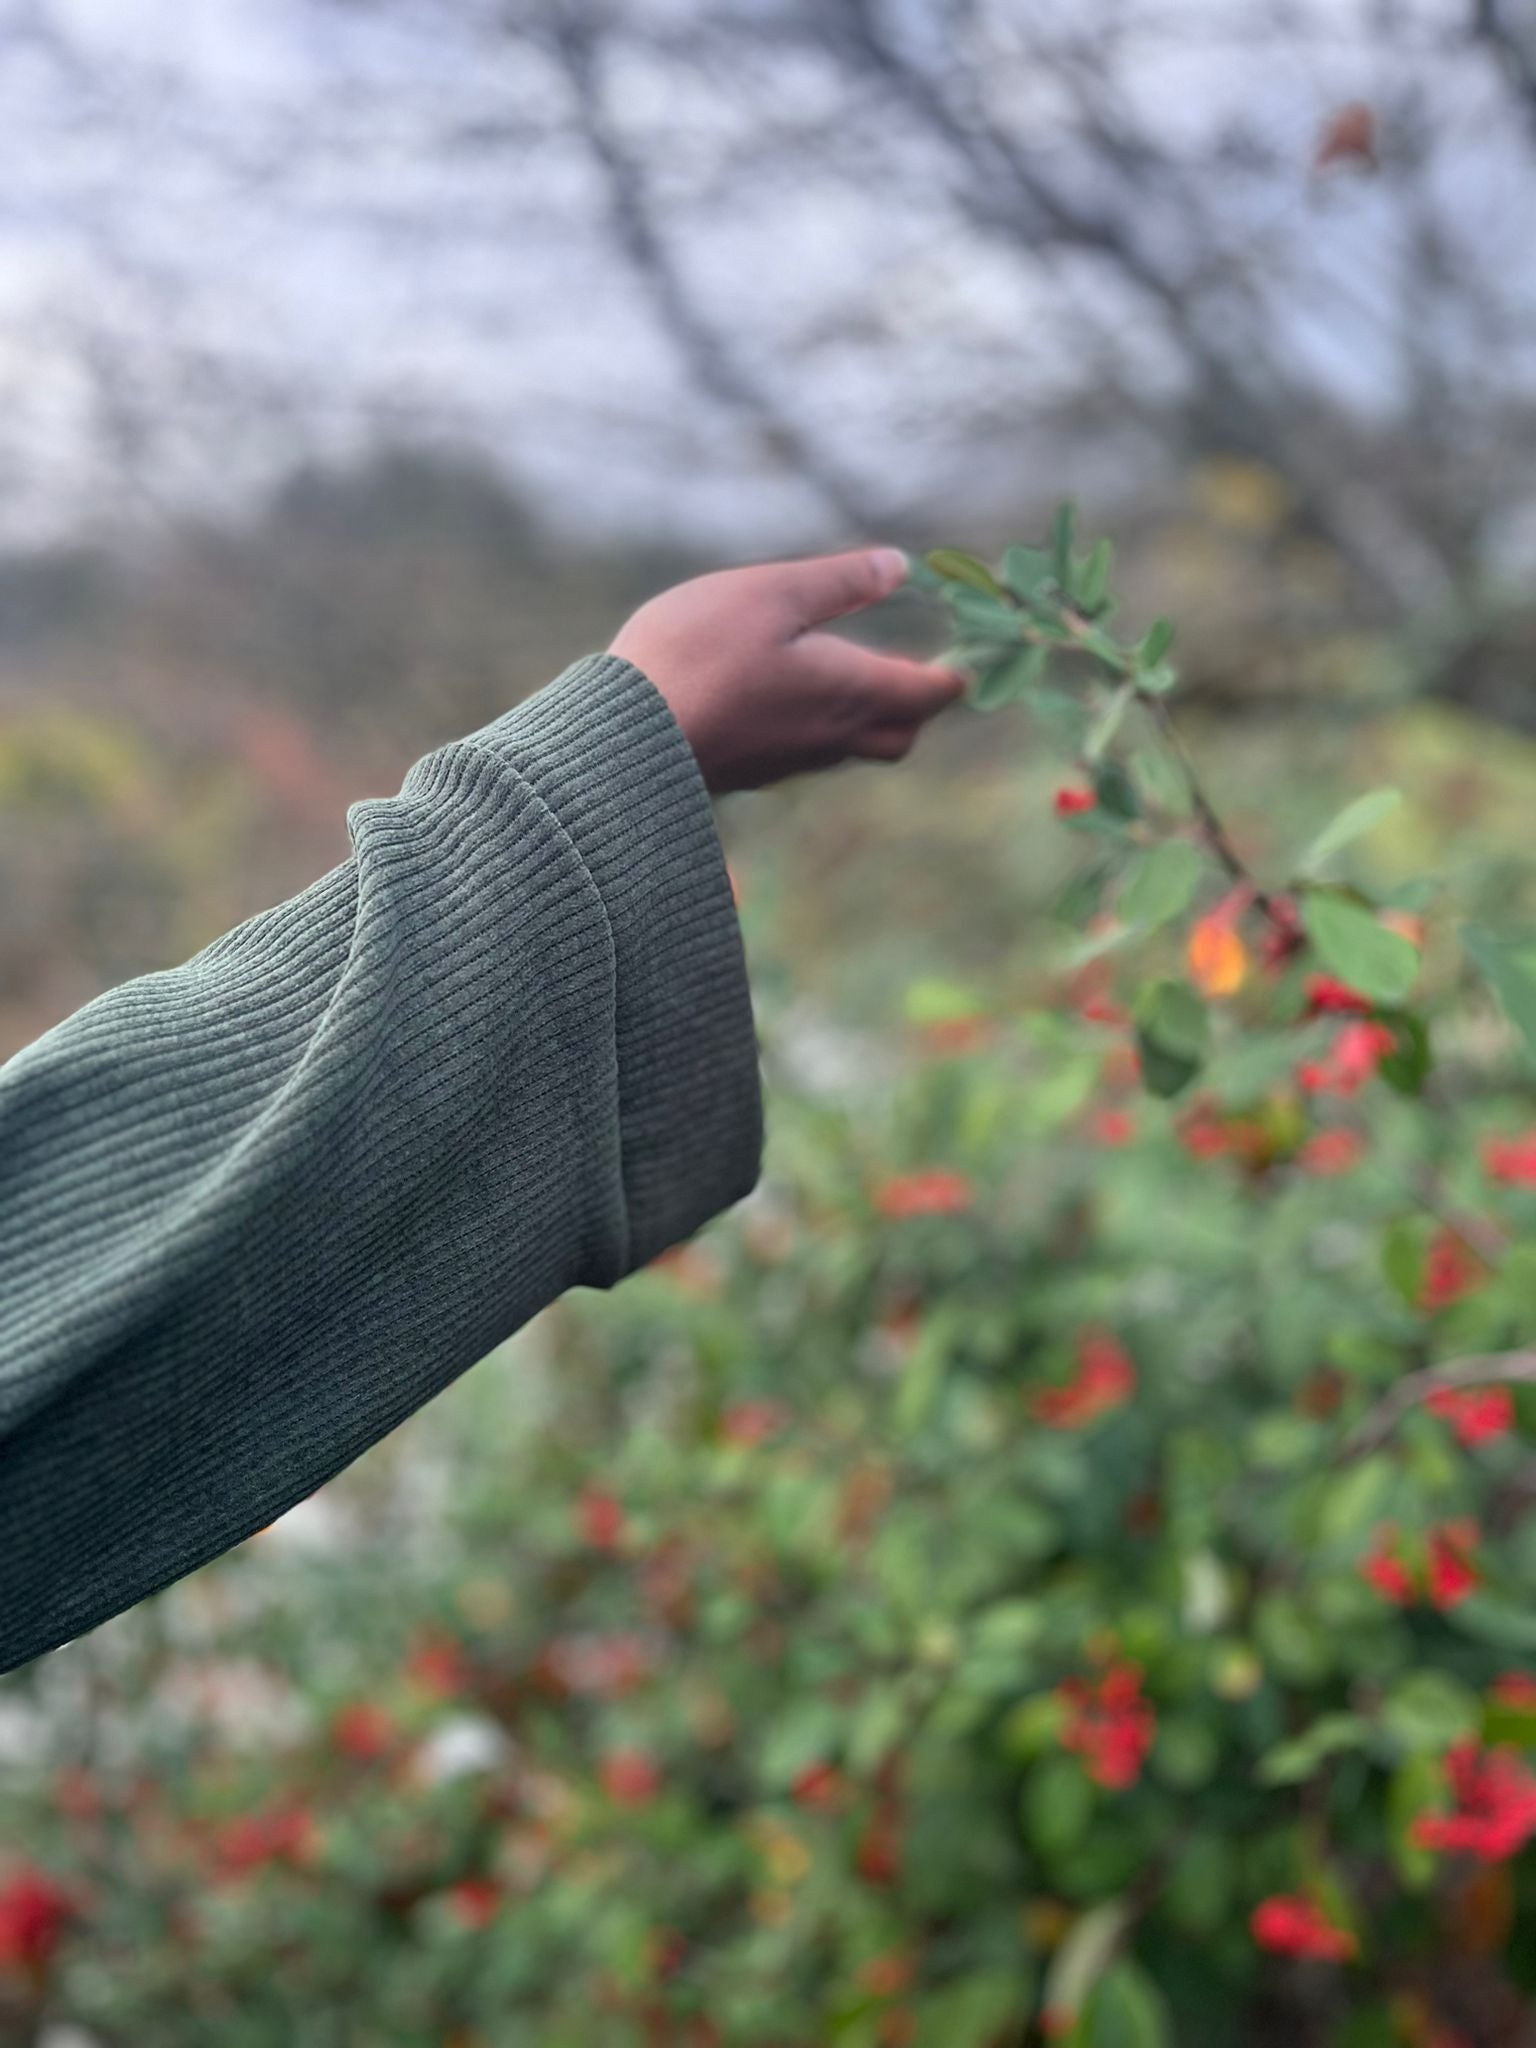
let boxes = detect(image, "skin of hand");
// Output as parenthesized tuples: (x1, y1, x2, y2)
(609, 547, 968, 794)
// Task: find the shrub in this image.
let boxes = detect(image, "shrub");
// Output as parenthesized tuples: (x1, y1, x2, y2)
(2, 515, 1535, 2047)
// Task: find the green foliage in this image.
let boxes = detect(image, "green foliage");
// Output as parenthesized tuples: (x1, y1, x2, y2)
(1464, 924, 1536, 1064)
(1301, 894, 1419, 1006)
(3, 509, 1535, 2047)
(1298, 790, 1402, 876)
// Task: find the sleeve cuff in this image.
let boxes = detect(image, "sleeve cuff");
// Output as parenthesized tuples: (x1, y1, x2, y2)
(462, 653, 764, 1271)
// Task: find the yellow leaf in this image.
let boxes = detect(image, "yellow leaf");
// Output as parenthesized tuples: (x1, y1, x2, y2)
(1188, 916, 1249, 998)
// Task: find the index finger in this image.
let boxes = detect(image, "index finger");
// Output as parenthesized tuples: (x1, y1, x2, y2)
(802, 633, 969, 721)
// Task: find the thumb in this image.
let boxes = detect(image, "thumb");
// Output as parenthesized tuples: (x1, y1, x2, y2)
(772, 547, 909, 631)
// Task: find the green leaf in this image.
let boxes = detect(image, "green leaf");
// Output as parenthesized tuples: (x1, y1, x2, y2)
(1002, 1692, 1069, 1761)
(971, 1598, 1048, 1656)
(926, 548, 1006, 599)
(947, 587, 1024, 643)
(758, 1700, 842, 1788)
(1135, 976, 1210, 1098)
(1382, 1215, 1432, 1306)
(1055, 862, 1114, 928)
(1257, 1713, 1371, 1786)
(1136, 978, 1210, 1060)
(1079, 1960, 1171, 2048)
(1002, 544, 1053, 602)
(1052, 503, 1077, 590)
(1093, 760, 1141, 822)
(1316, 1454, 1396, 1544)
(1042, 1901, 1130, 2039)
(895, 1320, 950, 1434)
(1137, 617, 1175, 667)
(1120, 842, 1202, 931)
(1463, 924, 1536, 1062)
(1022, 1752, 1093, 1855)
(1254, 1592, 1332, 1684)
(1152, 1717, 1219, 1789)
(1160, 1834, 1232, 1935)
(1498, 1242, 1536, 1322)
(1449, 1593, 1536, 1653)
(1137, 1042, 1201, 1101)
(1136, 664, 1178, 697)
(1334, 2011, 1406, 2048)
(1297, 789, 1403, 875)
(1376, 1010, 1433, 1096)
(902, 977, 984, 1025)
(846, 1686, 909, 1775)
(1381, 1672, 1482, 1755)
(1077, 538, 1114, 617)
(899, 554, 946, 593)
(971, 643, 1047, 711)
(1302, 892, 1419, 1005)
(1130, 745, 1192, 817)
(913, 1973, 1032, 2048)
(1080, 625, 1127, 669)
(1388, 1753, 1444, 1889)
(1484, 1699, 1536, 1749)
(1084, 681, 1136, 762)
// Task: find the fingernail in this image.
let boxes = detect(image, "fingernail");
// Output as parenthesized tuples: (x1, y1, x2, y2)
(870, 547, 908, 592)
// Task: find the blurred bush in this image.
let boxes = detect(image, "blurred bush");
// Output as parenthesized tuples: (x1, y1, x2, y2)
(3, 976, 1536, 2045)
(4, 497, 1536, 2043)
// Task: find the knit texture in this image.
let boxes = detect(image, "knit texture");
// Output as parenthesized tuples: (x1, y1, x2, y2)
(0, 654, 763, 1673)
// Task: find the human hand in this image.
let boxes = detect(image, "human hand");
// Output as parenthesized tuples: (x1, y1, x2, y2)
(609, 549, 966, 793)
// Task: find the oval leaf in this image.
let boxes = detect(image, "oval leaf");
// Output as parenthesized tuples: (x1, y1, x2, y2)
(947, 586, 1023, 642)
(1078, 537, 1114, 616)
(1042, 1900, 1131, 2037)
(1463, 924, 1536, 1062)
(1302, 893, 1419, 1005)
(1138, 617, 1175, 667)
(1298, 788, 1402, 875)
(1120, 842, 1202, 931)
(1080, 1959, 1171, 2048)
(1002, 544, 1053, 602)
(926, 548, 1006, 599)
(972, 643, 1047, 711)
(1136, 977, 1211, 1061)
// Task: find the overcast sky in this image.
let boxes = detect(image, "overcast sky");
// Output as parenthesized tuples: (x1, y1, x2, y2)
(1, 0, 1533, 554)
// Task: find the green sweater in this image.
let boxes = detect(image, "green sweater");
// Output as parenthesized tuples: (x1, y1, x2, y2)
(0, 655, 763, 1674)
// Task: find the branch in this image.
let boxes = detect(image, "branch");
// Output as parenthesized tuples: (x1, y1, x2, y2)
(822, 0, 1461, 613)
(1058, 600, 1282, 923)
(1145, 694, 1283, 924)
(546, 9, 889, 540)
(1471, 0, 1536, 142)
(1342, 1350, 1536, 1460)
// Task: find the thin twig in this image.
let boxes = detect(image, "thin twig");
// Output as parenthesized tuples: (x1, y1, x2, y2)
(1146, 695, 1285, 926)
(1046, 598, 1284, 928)
(1341, 1350, 1536, 1461)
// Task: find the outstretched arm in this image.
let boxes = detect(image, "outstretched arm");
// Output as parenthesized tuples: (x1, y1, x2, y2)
(0, 548, 960, 1672)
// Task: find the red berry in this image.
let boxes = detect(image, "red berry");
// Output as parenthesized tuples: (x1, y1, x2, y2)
(601, 1748, 662, 1807)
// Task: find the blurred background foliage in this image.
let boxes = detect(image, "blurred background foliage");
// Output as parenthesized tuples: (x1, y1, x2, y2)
(5, 2, 1536, 2044)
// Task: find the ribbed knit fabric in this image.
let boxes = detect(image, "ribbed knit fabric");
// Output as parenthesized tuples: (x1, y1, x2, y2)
(0, 654, 763, 1674)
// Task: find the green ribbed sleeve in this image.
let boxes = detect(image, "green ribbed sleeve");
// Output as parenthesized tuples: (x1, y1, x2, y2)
(0, 654, 763, 1673)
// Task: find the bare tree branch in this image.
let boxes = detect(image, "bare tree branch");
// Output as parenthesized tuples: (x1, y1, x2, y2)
(544, 5, 891, 538)
(1471, 0, 1536, 139)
